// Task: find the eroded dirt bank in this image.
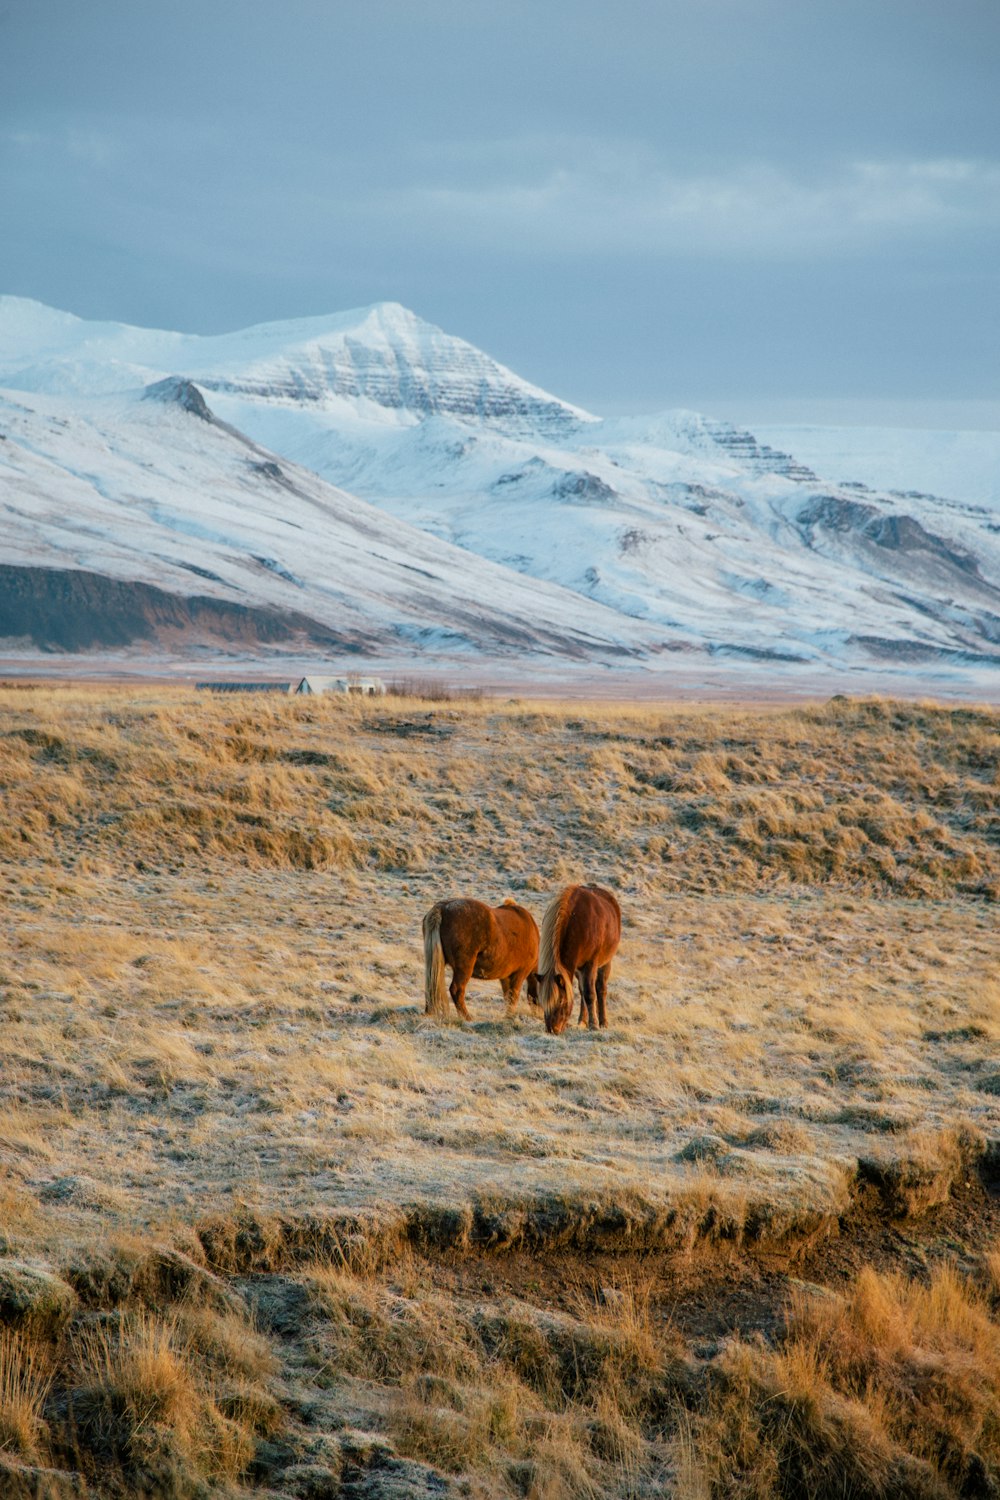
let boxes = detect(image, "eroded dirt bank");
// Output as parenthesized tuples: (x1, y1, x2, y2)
(3, 1147, 998, 1499)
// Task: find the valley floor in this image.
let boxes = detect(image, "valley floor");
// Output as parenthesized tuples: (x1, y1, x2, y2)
(3, 651, 1000, 703)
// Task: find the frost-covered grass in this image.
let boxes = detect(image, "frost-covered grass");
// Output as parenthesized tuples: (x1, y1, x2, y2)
(0, 686, 997, 1252)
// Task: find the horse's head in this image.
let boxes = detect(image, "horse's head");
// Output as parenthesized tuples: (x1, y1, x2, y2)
(538, 967, 572, 1034)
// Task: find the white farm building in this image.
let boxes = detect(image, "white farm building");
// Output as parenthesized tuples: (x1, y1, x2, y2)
(196, 676, 386, 696)
(294, 676, 386, 696)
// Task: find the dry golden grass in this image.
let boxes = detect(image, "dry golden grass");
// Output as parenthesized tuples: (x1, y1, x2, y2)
(0, 1288, 276, 1494)
(80, 1308, 259, 1479)
(1, 687, 997, 894)
(984, 1244, 1000, 1306)
(0, 684, 998, 1496)
(6, 1217, 989, 1499)
(0, 1328, 52, 1458)
(0, 686, 996, 1253)
(677, 1258, 1000, 1499)
(299, 1252, 675, 1495)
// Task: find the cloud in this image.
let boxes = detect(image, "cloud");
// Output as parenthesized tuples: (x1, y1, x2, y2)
(2, 121, 126, 170)
(64, 127, 125, 169)
(4, 106, 997, 293)
(369, 143, 1000, 259)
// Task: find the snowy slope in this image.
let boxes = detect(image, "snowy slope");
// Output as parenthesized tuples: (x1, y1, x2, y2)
(203, 392, 1000, 672)
(750, 424, 1000, 513)
(1, 295, 999, 678)
(0, 380, 650, 660)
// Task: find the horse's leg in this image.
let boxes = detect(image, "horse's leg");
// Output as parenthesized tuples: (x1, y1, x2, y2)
(499, 975, 515, 1015)
(576, 972, 586, 1026)
(449, 963, 474, 1020)
(596, 962, 612, 1028)
(505, 969, 528, 1016)
(581, 962, 598, 1030)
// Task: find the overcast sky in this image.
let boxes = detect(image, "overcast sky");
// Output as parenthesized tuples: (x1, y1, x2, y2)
(2, 0, 998, 426)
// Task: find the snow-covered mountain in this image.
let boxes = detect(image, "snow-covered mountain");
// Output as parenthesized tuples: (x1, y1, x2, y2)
(1, 295, 998, 683)
(0, 297, 589, 434)
(0, 379, 648, 660)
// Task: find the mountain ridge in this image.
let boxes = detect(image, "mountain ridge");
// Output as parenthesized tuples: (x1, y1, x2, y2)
(1, 296, 998, 686)
(0, 377, 650, 662)
(0, 296, 591, 433)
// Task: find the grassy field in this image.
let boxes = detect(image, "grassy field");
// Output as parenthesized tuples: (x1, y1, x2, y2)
(0, 684, 998, 1498)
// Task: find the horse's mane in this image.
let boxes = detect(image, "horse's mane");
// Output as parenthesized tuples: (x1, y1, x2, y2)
(501, 897, 520, 908)
(539, 886, 576, 974)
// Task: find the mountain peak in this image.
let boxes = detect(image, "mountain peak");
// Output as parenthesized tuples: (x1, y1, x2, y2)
(0, 294, 593, 431)
(187, 302, 594, 431)
(358, 299, 424, 327)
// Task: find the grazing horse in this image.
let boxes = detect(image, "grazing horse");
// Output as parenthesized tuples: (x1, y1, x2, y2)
(423, 897, 539, 1021)
(537, 884, 621, 1035)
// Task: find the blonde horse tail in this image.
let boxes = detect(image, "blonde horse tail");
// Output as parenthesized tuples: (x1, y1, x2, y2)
(423, 905, 449, 1018)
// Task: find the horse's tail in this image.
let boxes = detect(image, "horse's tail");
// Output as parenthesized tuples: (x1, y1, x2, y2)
(423, 904, 449, 1018)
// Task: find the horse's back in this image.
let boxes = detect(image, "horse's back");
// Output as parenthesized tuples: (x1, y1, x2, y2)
(434, 897, 495, 953)
(496, 898, 539, 938)
(494, 899, 539, 964)
(583, 884, 621, 941)
(563, 883, 620, 966)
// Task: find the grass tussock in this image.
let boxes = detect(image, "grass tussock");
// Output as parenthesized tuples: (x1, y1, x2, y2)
(68, 1309, 256, 1485)
(0, 1329, 52, 1459)
(677, 1259, 1000, 1499)
(0, 1285, 278, 1497)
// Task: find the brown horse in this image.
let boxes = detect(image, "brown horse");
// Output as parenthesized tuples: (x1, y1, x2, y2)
(423, 897, 540, 1021)
(536, 884, 621, 1035)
